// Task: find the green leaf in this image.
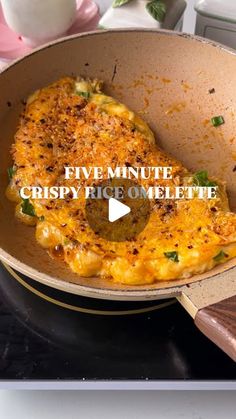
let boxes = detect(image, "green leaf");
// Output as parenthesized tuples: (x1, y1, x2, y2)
(77, 91, 91, 99)
(112, 0, 132, 8)
(164, 251, 179, 263)
(193, 170, 217, 187)
(146, 0, 167, 23)
(7, 166, 16, 180)
(21, 199, 36, 217)
(213, 250, 227, 262)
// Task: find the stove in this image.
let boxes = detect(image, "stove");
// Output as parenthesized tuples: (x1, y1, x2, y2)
(0, 262, 235, 389)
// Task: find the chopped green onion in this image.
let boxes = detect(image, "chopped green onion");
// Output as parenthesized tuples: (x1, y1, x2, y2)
(193, 170, 217, 187)
(211, 115, 224, 127)
(38, 215, 45, 221)
(77, 91, 91, 99)
(164, 251, 179, 263)
(21, 199, 36, 217)
(7, 166, 16, 180)
(213, 250, 228, 262)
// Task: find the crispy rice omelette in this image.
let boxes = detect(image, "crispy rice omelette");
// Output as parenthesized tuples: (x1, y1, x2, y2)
(6, 77, 236, 285)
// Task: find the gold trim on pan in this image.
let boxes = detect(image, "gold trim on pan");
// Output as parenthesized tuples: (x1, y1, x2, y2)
(2, 262, 176, 316)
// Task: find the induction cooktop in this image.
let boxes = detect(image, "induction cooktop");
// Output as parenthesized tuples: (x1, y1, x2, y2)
(0, 262, 235, 390)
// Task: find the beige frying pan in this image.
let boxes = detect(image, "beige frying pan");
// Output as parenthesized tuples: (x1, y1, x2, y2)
(0, 29, 236, 361)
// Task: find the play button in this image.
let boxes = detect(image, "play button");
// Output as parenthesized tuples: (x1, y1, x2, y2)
(85, 178, 150, 242)
(108, 198, 131, 223)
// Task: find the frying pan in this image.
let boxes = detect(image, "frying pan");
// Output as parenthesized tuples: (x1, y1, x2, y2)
(0, 29, 236, 361)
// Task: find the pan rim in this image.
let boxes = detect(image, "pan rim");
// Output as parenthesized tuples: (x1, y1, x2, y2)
(1, 28, 236, 300)
(1, 28, 236, 77)
(0, 248, 236, 300)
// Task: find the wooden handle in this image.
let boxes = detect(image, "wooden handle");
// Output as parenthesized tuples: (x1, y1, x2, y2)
(195, 296, 236, 362)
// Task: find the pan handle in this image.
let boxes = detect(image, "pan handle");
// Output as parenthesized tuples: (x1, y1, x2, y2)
(195, 295, 236, 362)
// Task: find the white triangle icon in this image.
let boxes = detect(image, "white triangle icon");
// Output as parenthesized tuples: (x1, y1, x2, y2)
(108, 198, 131, 223)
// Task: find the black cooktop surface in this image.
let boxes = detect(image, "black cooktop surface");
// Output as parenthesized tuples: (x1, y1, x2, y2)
(0, 263, 235, 381)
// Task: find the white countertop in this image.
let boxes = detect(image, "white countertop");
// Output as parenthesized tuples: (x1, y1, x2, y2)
(0, 390, 236, 418)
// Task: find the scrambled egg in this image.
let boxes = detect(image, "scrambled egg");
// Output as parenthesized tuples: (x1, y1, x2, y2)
(6, 77, 236, 285)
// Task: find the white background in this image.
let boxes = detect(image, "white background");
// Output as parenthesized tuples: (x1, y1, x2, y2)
(1, 0, 235, 417)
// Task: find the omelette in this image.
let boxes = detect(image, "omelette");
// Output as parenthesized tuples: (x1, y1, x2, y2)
(6, 77, 236, 285)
